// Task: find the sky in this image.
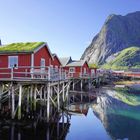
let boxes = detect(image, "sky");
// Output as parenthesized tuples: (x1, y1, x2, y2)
(0, 0, 140, 59)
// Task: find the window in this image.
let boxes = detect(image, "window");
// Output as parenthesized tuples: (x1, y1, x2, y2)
(8, 56, 18, 68)
(69, 67, 75, 73)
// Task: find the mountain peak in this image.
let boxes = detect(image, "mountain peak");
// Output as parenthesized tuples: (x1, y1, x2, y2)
(81, 11, 140, 65)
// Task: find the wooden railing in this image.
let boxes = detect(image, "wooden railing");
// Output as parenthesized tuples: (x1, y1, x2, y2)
(0, 66, 67, 81)
(0, 66, 96, 81)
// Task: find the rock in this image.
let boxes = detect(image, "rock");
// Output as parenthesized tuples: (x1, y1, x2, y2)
(81, 11, 140, 65)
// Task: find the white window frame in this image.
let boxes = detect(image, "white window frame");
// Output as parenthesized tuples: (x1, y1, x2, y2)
(69, 67, 75, 73)
(8, 56, 18, 68)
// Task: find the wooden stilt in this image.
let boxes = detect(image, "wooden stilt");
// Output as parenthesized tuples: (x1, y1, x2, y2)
(26, 89, 30, 113)
(44, 85, 47, 102)
(57, 83, 60, 111)
(80, 80, 83, 91)
(0, 84, 3, 110)
(18, 84, 22, 120)
(33, 85, 37, 111)
(62, 82, 65, 102)
(47, 83, 50, 122)
(11, 123, 15, 140)
(57, 120, 60, 139)
(80, 93, 83, 102)
(8, 83, 11, 109)
(30, 85, 33, 109)
(11, 85, 15, 119)
(40, 86, 43, 100)
(72, 80, 75, 90)
(46, 126, 50, 140)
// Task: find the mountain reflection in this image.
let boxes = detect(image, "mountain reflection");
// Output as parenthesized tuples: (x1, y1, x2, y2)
(92, 86, 140, 140)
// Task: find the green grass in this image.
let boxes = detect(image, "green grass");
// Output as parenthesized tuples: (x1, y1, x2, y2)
(88, 63, 98, 68)
(114, 87, 140, 106)
(102, 46, 140, 70)
(0, 42, 45, 53)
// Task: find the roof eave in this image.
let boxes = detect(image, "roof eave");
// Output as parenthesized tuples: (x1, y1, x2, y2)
(0, 51, 32, 55)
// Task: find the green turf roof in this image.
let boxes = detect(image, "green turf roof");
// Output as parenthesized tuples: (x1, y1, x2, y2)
(0, 42, 45, 53)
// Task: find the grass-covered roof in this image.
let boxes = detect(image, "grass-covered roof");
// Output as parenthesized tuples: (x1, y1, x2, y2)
(0, 42, 45, 53)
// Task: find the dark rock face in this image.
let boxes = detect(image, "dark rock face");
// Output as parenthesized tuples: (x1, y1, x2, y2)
(81, 11, 140, 65)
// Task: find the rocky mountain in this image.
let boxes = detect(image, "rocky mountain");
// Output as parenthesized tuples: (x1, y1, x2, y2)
(81, 11, 140, 65)
(102, 46, 140, 70)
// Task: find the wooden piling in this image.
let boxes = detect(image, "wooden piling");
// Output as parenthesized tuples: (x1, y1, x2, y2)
(18, 84, 22, 120)
(47, 83, 50, 122)
(11, 85, 15, 119)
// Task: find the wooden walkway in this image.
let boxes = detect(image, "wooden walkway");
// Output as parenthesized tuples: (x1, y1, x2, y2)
(0, 66, 98, 120)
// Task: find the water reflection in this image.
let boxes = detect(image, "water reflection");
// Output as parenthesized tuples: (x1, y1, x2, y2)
(1, 84, 140, 140)
(0, 111, 70, 140)
(92, 85, 140, 140)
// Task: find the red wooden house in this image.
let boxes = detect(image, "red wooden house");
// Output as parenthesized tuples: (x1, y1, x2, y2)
(52, 53, 62, 69)
(89, 68, 97, 77)
(59, 57, 89, 78)
(0, 42, 53, 79)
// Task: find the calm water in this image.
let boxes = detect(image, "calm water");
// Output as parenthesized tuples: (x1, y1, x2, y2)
(1, 83, 140, 140)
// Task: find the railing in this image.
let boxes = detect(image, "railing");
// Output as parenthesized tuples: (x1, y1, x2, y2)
(67, 72, 96, 79)
(0, 66, 96, 81)
(0, 66, 67, 81)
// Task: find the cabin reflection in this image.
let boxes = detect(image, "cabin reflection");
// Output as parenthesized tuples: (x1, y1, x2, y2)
(0, 111, 70, 140)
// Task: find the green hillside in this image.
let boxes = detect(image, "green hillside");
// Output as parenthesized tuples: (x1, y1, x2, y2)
(102, 46, 140, 70)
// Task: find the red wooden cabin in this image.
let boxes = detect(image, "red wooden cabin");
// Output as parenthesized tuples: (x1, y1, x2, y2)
(52, 53, 62, 68)
(89, 68, 97, 77)
(0, 42, 53, 79)
(59, 57, 89, 78)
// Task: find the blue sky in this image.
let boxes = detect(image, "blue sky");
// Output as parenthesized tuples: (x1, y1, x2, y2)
(0, 0, 140, 59)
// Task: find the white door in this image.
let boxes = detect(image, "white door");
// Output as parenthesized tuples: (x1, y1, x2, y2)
(40, 58, 45, 71)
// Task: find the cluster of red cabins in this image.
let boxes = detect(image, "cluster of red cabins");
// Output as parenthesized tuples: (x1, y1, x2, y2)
(0, 42, 97, 80)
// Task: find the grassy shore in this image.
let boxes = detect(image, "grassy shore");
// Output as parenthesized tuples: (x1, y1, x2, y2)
(114, 80, 140, 85)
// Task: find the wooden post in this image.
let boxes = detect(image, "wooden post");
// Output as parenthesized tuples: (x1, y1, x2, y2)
(44, 85, 47, 102)
(72, 80, 75, 91)
(0, 84, 3, 110)
(47, 83, 50, 122)
(57, 120, 60, 139)
(11, 124, 15, 140)
(48, 67, 51, 81)
(40, 86, 43, 100)
(26, 88, 30, 113)
(18, 132, 21, 140)
(62, 82, 65, 102)
(80, 80, 83, 91)
(18, 84, 22, 120)
(30, 85, 33, 109)
(33, 85, 37, 111)
(57, 83, 60, 111)
(11, 67, 14, 79)
(46, 126, 50, 140)
(80, 93, 83, 102)
(59, 68, 61, 80)
(11, 85, 15, 119)
(8, 83, 11, 109)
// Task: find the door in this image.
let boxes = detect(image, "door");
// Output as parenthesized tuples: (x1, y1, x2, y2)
(40, 58, 45, 71)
